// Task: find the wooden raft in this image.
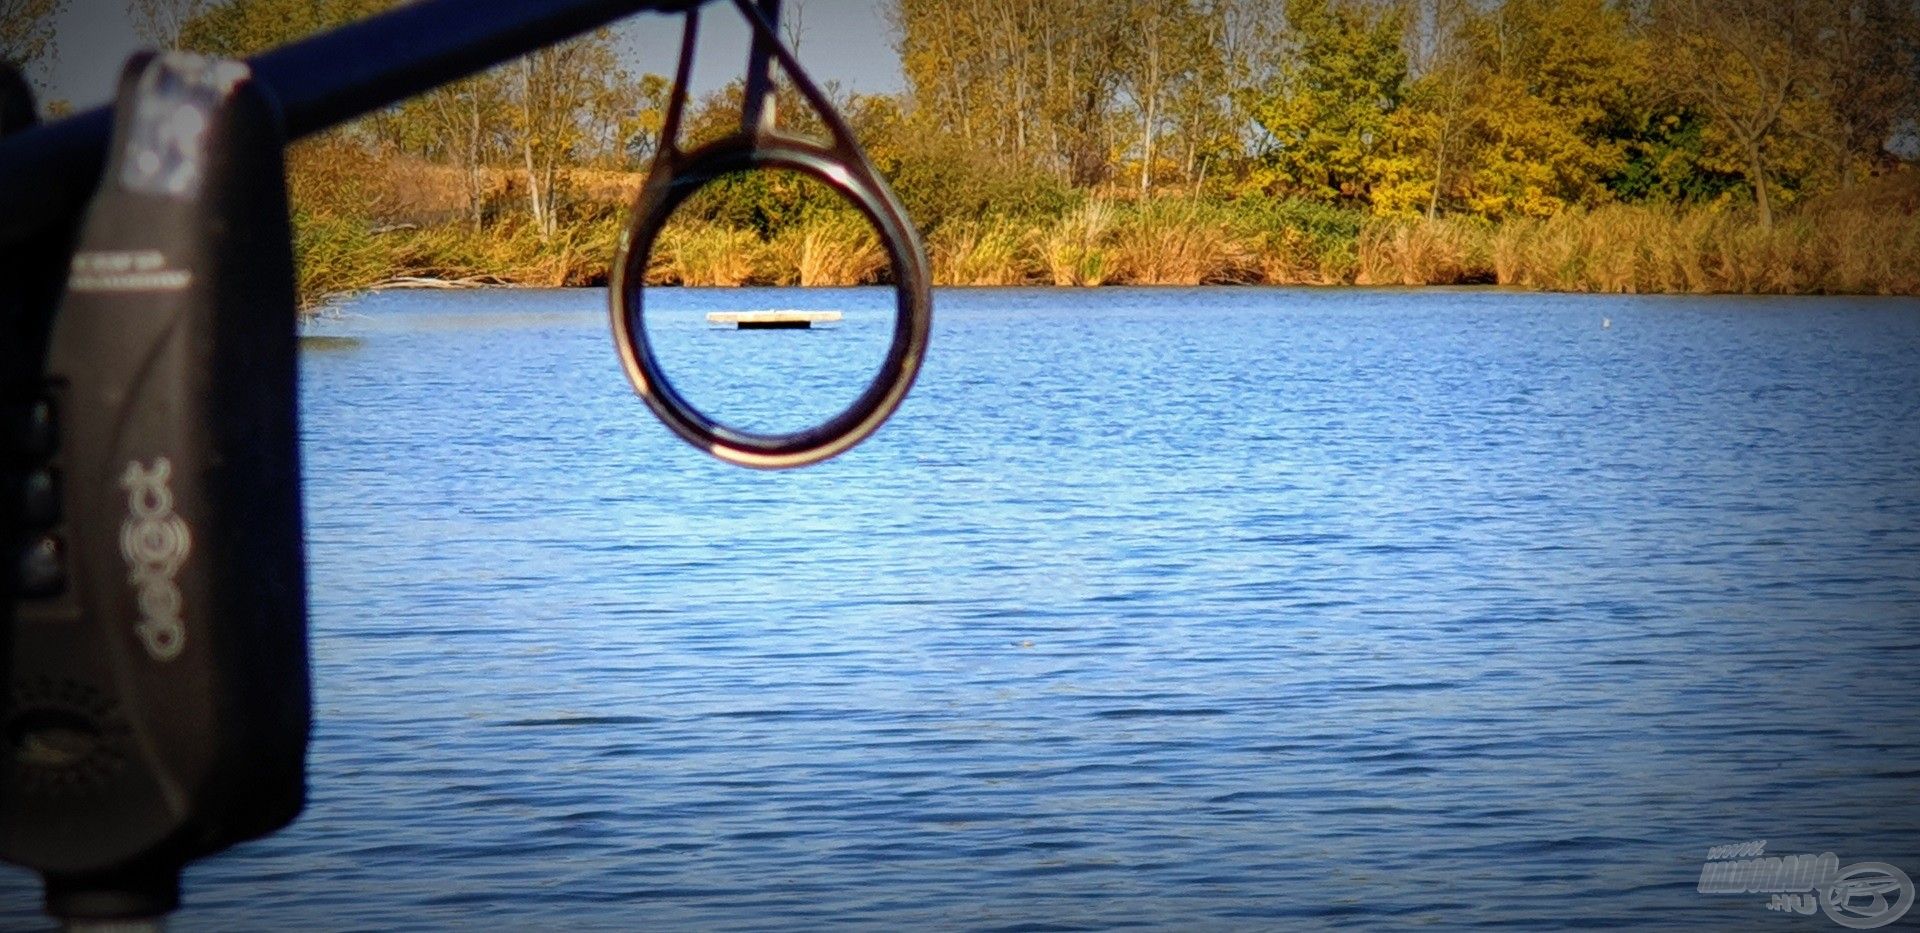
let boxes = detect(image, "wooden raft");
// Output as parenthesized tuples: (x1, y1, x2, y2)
(706, 310, 843, 330)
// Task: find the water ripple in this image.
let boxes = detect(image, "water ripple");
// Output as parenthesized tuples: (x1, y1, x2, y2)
(5, 287, 1918, 930)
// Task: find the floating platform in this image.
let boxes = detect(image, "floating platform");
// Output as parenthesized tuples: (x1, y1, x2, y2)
(706, 310, 843, 330)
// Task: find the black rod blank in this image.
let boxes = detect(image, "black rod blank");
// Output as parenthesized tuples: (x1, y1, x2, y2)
(0, 0, 703, 241)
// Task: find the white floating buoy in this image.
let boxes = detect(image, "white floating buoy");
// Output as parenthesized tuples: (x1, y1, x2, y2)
(1602, 317, 1612, 329)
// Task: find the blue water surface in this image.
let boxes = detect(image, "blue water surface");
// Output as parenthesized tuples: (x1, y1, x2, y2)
(5, 286, 1919, 930)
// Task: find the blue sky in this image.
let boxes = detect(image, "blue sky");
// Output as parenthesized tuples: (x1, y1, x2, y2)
(41, 0, 906, 111)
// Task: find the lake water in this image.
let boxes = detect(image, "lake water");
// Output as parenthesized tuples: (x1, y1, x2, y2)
(5, 287, 1920, 930)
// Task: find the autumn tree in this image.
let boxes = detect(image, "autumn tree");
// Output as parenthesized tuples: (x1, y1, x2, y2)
(402, 74, 511, 229)
(1118, 0, 1213, 193)
(1796, 0, 1920, 186)
(892, 0, 1132, 185)
(1, 0, 66, 90)
(598, 71, 672, 168)
(127, 0, 207, 49)
(1649, 0, 1822, 227)
(1468, 0, 1641, 215)
(1371, 0, 1476, 216)
(1249, 0, 1406, 202)
(1178, 0, 1288, 190)
(512, 32, 625, 240)
(178, 0, 388, 57)
(1372, 0, 1648, 218)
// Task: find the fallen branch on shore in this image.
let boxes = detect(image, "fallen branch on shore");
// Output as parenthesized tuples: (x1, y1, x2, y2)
(369, 274, 516, 290)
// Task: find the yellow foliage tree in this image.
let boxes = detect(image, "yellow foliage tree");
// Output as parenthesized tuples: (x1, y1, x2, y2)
(1370, 0, 1643, 219)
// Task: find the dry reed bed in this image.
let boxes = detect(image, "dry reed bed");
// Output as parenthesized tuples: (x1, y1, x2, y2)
(297, 192, 1920, 308)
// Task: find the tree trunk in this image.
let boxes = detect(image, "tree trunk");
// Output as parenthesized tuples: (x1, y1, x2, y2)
(465, 93, 484, 231)
(1427, 135, 1447, 220)
(520, 59, 551, 242)
(1138, 32, 1158, 197)
(1748, 143, 1772, 229)
(1139, 89, 1156, 196)
(541, 158, 560, 240)
(524, 138, 548, 241)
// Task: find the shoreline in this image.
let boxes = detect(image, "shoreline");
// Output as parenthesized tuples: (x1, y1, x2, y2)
(325, 277, 1920, 304)
(363, 278, 1918, 295)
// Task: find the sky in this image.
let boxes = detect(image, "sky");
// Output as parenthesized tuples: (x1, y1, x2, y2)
(38, 0, 906, 113)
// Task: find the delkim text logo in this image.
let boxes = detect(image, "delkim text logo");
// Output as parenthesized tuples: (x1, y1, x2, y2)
(120, 458, 191, 661)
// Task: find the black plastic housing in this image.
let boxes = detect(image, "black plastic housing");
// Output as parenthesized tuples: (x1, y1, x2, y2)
(0, 54, 310, 920)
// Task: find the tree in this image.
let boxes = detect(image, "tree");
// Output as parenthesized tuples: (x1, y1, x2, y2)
(415, 74, 511, 230)
(1372, 0, 1646, 219)
(1250, 0, 1407, 202)
(1119, 0, 1216, 194)
(511, 32, 623, 241)
(1, 0, 67, 91)
(782, 0, 807, 53)
(1650, 0, 1821, 227)
(1377, 0, 1476, 217)
(1181, 0, 1287, 191)
(1797, 0, 1920, 186)
(1467, 0, 1641, 216)
(892, 0, 1131, 186)
(127, 0, 207, 50)
(607, 72, 672, 169)
(179, 0, 389, 57)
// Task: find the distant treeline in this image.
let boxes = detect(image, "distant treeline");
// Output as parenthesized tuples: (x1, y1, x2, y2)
(895, 0, 1920, 226)
(6, 0, 1918, 303)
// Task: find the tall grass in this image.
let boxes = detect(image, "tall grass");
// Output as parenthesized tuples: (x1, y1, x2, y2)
(930, 221, 1032, 286)
(1043, 201, 1115, 286)
(775, 214, 887, 286)
(1491, 203, 1920, 295)
(1234, 197, 1364, 285)
(1343, 199, 1920, 294)
(291, 211, 390, 310)
(1108, 199, 1257, 285)
(1357, 217, 1493, 286)
(655, 222, 758, 286)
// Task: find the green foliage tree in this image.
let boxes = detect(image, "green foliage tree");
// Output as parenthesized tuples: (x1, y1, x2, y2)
(1373, 0, 1645, 218)
(1607, 109, 1747, 205)
(1248, 0, 1406, 203)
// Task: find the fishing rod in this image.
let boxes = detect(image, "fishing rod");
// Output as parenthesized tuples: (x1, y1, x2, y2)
(1, 0, 930, 925)
(612, 0, 932, 467)
(0, 0, 703, 241)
